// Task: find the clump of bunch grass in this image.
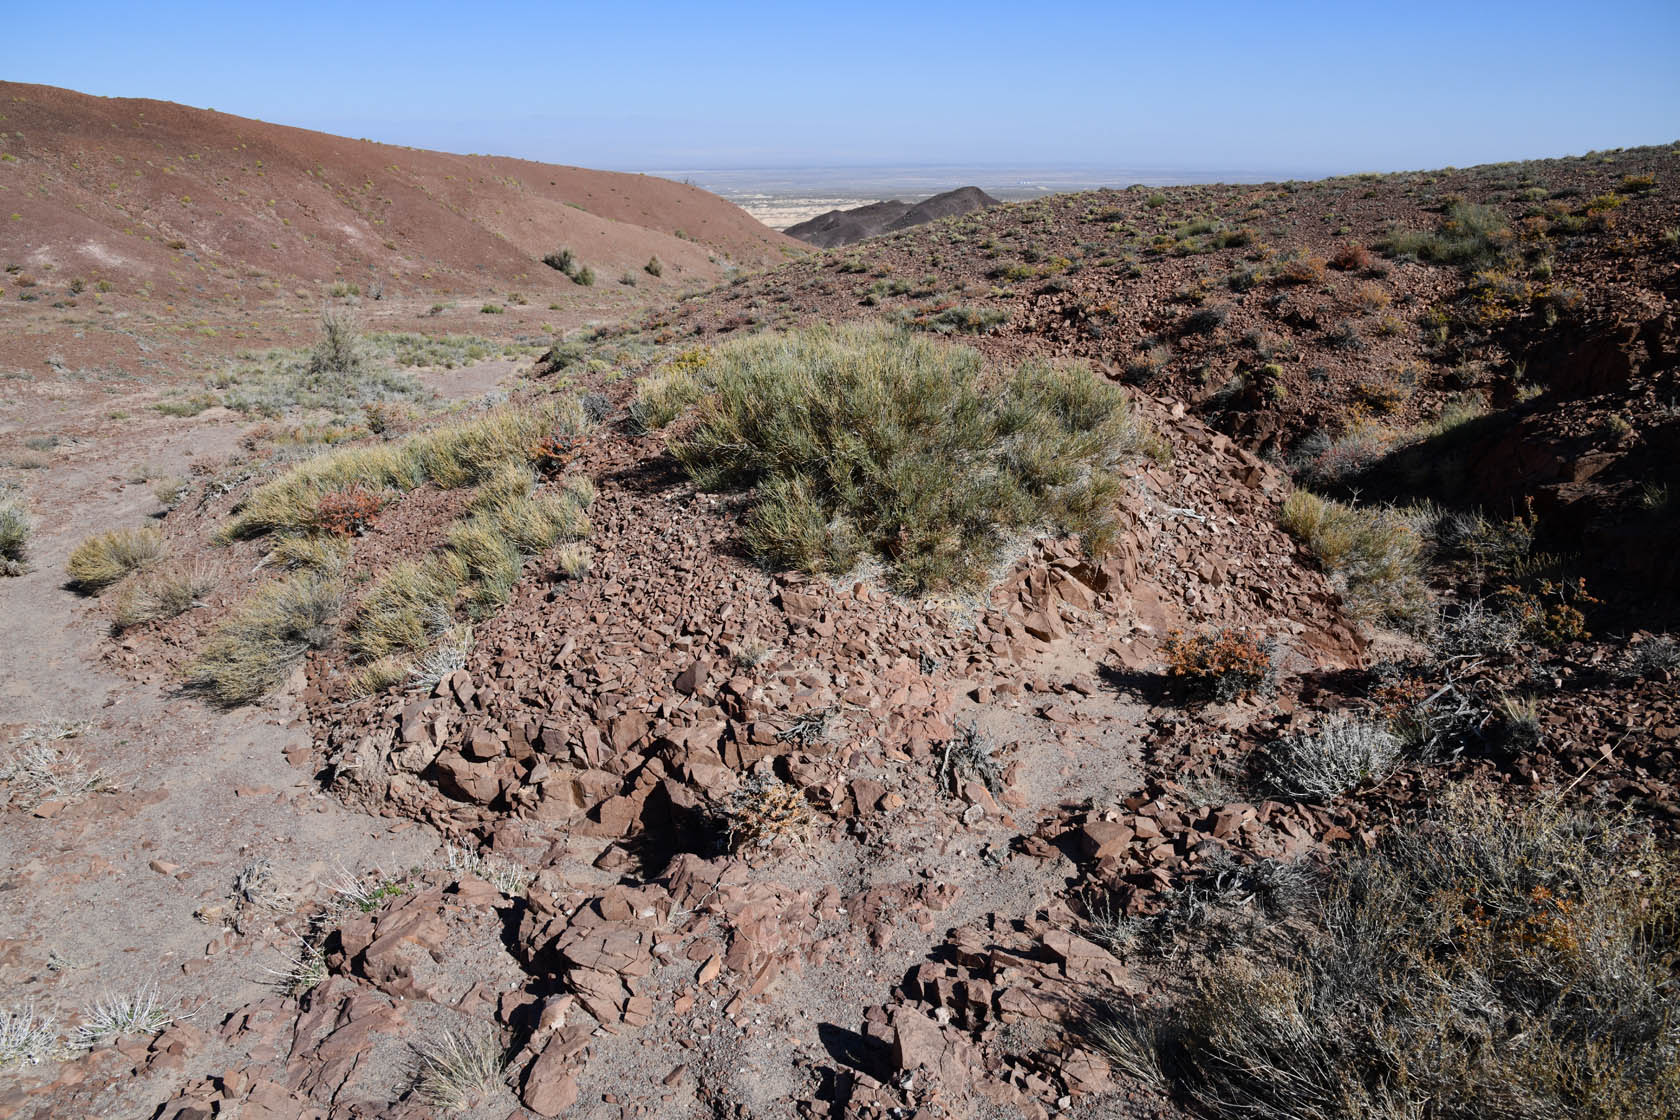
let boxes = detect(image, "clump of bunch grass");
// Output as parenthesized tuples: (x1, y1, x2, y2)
(66, 527, 165, 592)
(0, 494, 32, 576)
(411, 1026, 507, 1111)
(347, 466, 592, 664)
(190, 568, 346, 704)
(553, 541, 591, 579)
(75, 984, 175, 1047)
(111, 562, 217, 630)
(1280, 490, 1429, 630)
(227, 398, 585, 538)
(673, 322, 1150, 592)
(1092, 789, 1680, 1120)
(0, 1004, 59, 1067)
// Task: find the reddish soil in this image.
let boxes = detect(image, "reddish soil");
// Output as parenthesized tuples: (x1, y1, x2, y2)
(0, 81, 803, 303)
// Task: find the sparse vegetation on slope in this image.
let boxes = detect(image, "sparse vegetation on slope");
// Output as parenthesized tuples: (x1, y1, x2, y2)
(672, 322, 1154, 591)
(199, 398, 595, 701)
(226, 399, 583, 539)
(1280, 490, 1428, 629)
(1095, 790, 1680, 1120)
(347, 465, 592, 663)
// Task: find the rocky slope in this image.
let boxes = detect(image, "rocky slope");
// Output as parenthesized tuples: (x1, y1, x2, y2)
(785, 187, 999, 247)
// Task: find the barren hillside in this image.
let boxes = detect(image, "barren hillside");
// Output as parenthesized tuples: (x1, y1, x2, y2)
(0, 81, 803, 302)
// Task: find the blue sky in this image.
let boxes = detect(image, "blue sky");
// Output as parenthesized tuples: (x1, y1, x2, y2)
(7, 0, 1677, 176)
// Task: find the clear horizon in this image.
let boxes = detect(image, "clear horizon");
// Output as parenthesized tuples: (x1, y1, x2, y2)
(7, 0, 1678, 178)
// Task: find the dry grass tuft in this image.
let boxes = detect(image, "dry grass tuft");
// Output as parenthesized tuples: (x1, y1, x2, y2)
(75, 984, 175, 1047)
(411, 1027, 506, 1111)
(66, 527, 165, 592)
(1280, 490, 1429, 630)
(1090, 790, 1680, 1119)
(0, 495, 33, 576)
(190, 569, 346, 703)
(1, 743, 109, 810)
(111, 562, 217, 630)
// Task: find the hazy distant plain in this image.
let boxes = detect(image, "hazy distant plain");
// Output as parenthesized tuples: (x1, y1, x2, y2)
(653, 163, 1309, 229)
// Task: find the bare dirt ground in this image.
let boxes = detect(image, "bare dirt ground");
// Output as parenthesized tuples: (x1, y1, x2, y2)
(0, 355, 558, 1113)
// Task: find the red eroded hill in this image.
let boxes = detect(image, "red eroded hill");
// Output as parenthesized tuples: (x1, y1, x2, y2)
(0, 81, 804, 302)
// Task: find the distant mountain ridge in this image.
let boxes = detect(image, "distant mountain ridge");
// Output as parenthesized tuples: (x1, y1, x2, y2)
(785, 186, 999, 247)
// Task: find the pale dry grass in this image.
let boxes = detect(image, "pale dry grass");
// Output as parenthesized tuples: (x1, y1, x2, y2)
(66, 527, 165, 592)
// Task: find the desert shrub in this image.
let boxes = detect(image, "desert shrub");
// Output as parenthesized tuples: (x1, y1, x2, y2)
(1274, 256, 1327, 285)
(1264, 715, 1402, 800)
(1499, 577, 1598, 646)
(1161, 628, 1274, 703)
(527, 433, 580, 476)
(922, 305, 1007, 335)
(308, 486, 384, 536)
(672, 323, 1149, 592)
(644, 255, 663, 277)
(1352, 281, 1391, 311)
(1290, 424, 1392, 486)
(67, 527, 165, 592)
(1181, 305, 1228, 334)
(190, 569, 345, 703)
(112, 562, 217, 630)
(0, 495, 31, 576)
(1096, 790, 1680, 1120)
(1328, 243, 1372, 271)
(1280, 491, 1428, 629)
(1379, 200, 1512, 268)
(1626, 634, 1679, 679)
(310, 307, 362, 378)
(1434, 598, 1522, 659)
(723, 774, 814, 852)
(542, 248, 576, 274)
(572, 266, 595, 287)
